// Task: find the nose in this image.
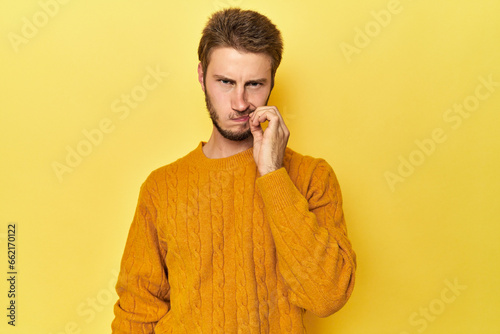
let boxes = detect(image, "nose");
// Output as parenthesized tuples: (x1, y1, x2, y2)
(231, 86, 250, 113)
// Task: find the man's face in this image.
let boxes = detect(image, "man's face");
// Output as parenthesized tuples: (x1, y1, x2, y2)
(198, 47, 273, 141)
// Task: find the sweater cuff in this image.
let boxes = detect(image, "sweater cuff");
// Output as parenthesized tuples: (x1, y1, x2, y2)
(256, 167, 301, 211)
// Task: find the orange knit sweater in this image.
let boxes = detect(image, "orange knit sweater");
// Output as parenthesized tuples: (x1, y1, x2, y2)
(112, 142, 356, 333)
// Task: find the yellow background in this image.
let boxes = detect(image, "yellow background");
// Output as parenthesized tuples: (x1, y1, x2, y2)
(1, 0, 499, 333)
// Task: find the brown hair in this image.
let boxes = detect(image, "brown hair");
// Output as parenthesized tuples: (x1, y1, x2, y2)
(198, 8, 283, 87)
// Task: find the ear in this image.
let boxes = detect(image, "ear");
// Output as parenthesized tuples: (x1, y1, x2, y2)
(197, 62, 205, 91)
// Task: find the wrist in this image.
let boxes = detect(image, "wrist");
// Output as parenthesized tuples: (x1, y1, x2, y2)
(258, 163, 282, 177)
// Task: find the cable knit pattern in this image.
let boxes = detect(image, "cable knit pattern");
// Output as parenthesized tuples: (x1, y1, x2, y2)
(112, 142, 356, 333)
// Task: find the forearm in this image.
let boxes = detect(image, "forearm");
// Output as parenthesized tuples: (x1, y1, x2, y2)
(257, 167, 356, 317)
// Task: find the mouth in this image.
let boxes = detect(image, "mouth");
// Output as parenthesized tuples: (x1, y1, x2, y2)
(231, 116, 250, 122)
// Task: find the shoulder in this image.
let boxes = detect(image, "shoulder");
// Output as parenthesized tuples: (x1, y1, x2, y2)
(283, 147, 333, 177)
(283, 147, 341, 195)
(142, 144, 201, 189)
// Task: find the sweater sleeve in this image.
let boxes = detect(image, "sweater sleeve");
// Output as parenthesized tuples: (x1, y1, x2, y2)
(112, 176, 170, 333)
(256, 161, 356, 318)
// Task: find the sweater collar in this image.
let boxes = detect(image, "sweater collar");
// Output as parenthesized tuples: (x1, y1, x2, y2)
(188, 142, 255, 170)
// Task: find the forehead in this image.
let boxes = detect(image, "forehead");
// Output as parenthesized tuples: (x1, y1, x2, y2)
(207, 47, 272, 79)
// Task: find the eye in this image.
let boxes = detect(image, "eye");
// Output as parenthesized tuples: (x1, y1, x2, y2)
(248, 82, 262, 87)
(219, 79, 231, 85)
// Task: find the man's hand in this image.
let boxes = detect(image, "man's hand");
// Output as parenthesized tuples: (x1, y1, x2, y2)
(249, 106, 290, 176)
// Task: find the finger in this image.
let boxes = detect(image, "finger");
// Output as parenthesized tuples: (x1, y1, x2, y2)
(249, 117, 264, 136)
(252, 106, 275, 118)
(249, 118, 262, 131)
(251, 111, 270, 127)
(254, 108, 278, 124)
(251, 107, 287, 135)
(266, 107, 287, 129)
(270, 107, 289, 136)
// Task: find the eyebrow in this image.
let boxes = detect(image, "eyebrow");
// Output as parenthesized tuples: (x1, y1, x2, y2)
(213, 74, 268, 85)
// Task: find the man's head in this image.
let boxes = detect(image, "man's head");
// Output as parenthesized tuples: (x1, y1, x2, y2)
(197, 8, 283, 142)
(198, 8, 283, 89)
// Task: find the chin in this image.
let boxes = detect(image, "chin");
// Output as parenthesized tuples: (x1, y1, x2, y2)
(215, 123, 252, 142)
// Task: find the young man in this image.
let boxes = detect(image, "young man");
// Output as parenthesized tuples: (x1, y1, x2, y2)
(112, 8, 356, 334)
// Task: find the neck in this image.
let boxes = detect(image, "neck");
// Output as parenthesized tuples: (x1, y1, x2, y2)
(203, 127, 253, 159)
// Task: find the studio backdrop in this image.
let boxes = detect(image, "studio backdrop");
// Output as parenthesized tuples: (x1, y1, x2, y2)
(1, 0, 499, 333)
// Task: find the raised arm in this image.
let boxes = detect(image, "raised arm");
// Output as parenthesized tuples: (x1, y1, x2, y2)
(256, 160, 356, 317)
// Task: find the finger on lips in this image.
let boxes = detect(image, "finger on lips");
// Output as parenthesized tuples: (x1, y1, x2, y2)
(249, 106, 284, 126)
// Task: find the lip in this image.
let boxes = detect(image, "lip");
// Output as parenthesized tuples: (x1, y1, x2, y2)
(232, 116, 249, 122)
